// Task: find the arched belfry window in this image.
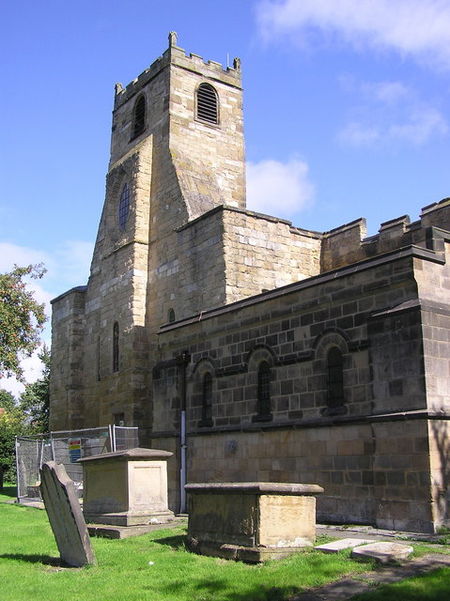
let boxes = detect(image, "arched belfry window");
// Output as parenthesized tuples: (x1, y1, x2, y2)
(112, 322, 119, 373)
(256, 361, 272, 420)
(200, 372, 213, 426)
(168, 308, 175, 323)
(133, 95, 146, 138)
(118, 183, 130, 230)
(196, 83, 219, 125)
(327, 347, 344, 409)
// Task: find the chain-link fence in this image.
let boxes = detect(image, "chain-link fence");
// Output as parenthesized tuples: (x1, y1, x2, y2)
(15, 425, 139, 501)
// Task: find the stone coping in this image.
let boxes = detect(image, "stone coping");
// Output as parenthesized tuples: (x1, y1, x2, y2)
(78, 448, 173, 463)
(185, 482, 324, 495)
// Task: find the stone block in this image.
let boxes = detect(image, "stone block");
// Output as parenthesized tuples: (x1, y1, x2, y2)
(40, 461, 96, 567)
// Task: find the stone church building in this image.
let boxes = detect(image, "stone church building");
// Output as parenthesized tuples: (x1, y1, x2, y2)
(50, 34, 450, 533)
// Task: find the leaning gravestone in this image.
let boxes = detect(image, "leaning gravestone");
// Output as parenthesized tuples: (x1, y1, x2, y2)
(40, 461, 96, 567)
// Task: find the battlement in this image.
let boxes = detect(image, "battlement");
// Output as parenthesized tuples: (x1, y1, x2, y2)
(114, 32, 241, 110)
(321, 197, 450, 272)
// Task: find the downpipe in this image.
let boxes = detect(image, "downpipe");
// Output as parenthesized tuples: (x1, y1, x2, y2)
(178, 350, 190, 514)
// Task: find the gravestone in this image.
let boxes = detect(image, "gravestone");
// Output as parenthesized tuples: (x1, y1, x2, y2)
(40, 461, 96, 567)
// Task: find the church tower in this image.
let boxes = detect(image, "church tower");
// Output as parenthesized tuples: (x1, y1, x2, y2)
(50, 34, 245, 433)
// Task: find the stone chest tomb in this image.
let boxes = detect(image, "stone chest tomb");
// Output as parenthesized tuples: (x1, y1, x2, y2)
(186, 482, 324, 562)
(79, 448, 174, 526)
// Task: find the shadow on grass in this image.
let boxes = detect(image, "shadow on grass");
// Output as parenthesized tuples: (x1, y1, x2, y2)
(0, 485, 17, 498)
(154, 534, 188, 550)
(158, 576, 301, 601)
(0, 553, 61, 566)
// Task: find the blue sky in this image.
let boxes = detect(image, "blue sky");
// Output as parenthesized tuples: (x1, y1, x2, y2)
(2, 0, 450, 392)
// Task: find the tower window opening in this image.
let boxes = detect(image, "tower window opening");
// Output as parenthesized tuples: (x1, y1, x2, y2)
(196, 83, 219, 125)
(113, 321, 119, 373)
(133, 95, 146, 138)
(118, 183, 130, 230)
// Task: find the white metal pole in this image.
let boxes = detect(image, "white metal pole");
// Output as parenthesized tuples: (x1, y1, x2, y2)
(110, 424, 115, 452)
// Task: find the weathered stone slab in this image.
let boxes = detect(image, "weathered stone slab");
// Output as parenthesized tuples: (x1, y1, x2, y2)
(40, 461, 95, 567)
(351, 542, 413, 564)
(315, 538, 375, 553)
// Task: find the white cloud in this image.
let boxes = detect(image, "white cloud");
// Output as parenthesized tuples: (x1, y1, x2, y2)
(246, 157, 315, 218)
(388, 107, 448, 144)
(0, 240, 93, 296)
(0, 242, 52, 273)
(53, 240, 94, 288)
(365, 81, 410, 105)
(337, 79, 448, 147)
(257, 0, 450, 69)
(338, 123, 380, 147)
(1, 352, 44, 398)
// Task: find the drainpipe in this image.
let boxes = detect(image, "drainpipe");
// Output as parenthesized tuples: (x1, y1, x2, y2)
(178, 350, 190, 514)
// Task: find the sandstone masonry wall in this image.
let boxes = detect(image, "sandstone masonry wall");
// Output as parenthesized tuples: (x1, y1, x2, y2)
(50, 287, 87, 429)
(152, 247, 444, 531)
(222, 208, 321, 302)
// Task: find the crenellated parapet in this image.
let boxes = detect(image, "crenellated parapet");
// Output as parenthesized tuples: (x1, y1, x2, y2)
(321, 197, 450, 272)
(114, 32, 241, 110)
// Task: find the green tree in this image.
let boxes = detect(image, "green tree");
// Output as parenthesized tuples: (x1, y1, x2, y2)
(0, 264, 47, 382)
(19, 346, 50, 433)
(0, 389, 16, 412)
(0, 390, 26, 484)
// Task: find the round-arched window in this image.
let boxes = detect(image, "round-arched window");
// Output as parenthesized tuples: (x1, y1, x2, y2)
(118, 183, 130, 230)
(196, 83, 219, 125)
(327, 346, 344, 409)
(133, 95, 146, 137)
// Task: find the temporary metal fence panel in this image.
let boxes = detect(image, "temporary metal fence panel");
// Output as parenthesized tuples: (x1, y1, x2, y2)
(113, 425, 139, 451)
(15, 425, 139, 501)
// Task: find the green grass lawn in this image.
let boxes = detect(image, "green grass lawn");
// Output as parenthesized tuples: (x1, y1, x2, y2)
(352, 567, 450, 601)
(0, 485, 449, 601)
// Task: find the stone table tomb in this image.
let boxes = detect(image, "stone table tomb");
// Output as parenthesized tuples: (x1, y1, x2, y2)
(79, 448, 174, 526)
(185, 481, 324, 562)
